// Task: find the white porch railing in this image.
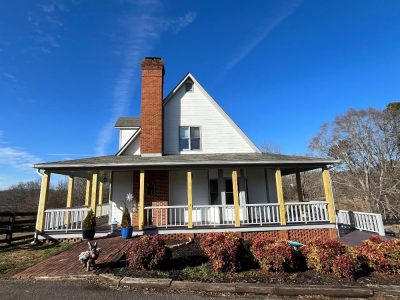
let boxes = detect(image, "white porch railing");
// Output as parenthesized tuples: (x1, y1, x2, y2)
(44, 207, 90, 232)
(336, 210, 385, 236)
(192, 205, 236, 226)
(240, 203, 280, 225)
(285, 201, 329, 223)
(144, 205, 188, 228)
(96, 203, 110, 217)
(143, 202, 332, 228)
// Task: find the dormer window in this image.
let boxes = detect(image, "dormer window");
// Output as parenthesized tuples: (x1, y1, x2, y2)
(185, 82, 194, 92)
(179, 126, 201, 151)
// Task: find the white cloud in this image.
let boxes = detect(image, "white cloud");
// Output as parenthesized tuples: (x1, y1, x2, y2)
(0, 132, 41, 170)
(28, 0, 73, 54)
(96, 2, 197, 155)
(223, 0, 301, 74)
(0, 147, 40, 170)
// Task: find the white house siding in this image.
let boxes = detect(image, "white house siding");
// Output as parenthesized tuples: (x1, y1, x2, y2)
(119, 129, 138, 150)
(246, 167, 268, 204)
(169, 169, 209, 206)
(163, 82, 256, 154)
(265, 168, 278, 203)
(122, 133, 141, 155)
(110, 171, 133, 224)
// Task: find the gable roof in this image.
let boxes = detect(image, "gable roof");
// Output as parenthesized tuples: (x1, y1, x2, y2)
(116, 128, 141, 156)
(115, 117, 141, 128)
(164, 73, 261, 153)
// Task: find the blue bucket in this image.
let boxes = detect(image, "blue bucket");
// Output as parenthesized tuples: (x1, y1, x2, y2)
(121, 226, 133, 239)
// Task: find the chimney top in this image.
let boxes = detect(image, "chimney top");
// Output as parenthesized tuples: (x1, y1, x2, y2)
(141, 57, 164, 74)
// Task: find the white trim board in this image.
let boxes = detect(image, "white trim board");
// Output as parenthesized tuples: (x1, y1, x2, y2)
(116, 128, 141, 156)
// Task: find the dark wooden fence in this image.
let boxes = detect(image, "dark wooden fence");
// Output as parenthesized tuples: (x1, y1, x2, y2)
(0, 211, 36, 245)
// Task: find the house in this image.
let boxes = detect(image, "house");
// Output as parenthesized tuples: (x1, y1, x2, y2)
(33, 57, 341, 242)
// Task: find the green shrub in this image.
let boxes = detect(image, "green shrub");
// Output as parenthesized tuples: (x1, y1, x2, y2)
(356, 236, 400, 275)
(126, 235, 170, 270)
(82, 210, 96, 230)
(251, 238, 294, 272)
(121, 206, 131, 228)
(199, 232, 244, 272)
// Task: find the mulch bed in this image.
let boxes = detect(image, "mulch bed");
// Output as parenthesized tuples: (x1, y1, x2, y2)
(112, 239, 400, 286)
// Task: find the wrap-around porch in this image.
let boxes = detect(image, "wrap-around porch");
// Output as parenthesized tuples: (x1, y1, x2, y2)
(34, 161, 338, 239)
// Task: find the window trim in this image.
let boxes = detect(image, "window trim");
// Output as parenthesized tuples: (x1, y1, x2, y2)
(179, 126, 202, 151)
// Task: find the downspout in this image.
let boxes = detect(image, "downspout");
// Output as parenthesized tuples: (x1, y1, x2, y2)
(32, 169, 45, 244)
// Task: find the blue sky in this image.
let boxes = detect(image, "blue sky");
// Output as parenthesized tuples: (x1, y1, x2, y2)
(0, 0, 398, 189)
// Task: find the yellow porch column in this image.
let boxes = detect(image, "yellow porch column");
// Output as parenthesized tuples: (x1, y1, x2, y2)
(36, 172, 51, 233)
(65, 176, 74, 225)
(232, 169, 240, 228)
(322, 167, 336, 223)
(138, 170, 145, 230)
(98, 181, 103, 217)
(187, 170, 193, 228)
(295, 172, 304, 202)
(84, 179, 91, 207)
(66, 176, 74, 208)
(275, 169, 286, 225)
(91, 172, 98, 214)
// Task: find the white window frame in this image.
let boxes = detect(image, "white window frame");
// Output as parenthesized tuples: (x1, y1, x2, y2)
(179, 126, 201, 151)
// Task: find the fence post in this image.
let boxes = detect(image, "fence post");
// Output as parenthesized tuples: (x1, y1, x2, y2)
(375, 214, 385, 236)
(6, 212, 15, 245)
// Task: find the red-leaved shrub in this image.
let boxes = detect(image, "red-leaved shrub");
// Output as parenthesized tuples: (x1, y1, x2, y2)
(356, 236, 400, 275)
(199, 233, 243, 272)
(251, 239, 293, 272)
(300, 239, 348, 273)
(331, 249, 363, 280)
(126, 235, 170, 270)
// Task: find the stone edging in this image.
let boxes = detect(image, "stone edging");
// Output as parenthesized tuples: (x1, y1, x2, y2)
(97, 273, 377, 298)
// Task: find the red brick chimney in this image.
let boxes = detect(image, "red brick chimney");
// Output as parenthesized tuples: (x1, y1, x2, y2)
(140, 57, 164, 156)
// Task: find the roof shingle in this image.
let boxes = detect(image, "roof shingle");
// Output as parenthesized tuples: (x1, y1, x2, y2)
(115, 117, 141, 128)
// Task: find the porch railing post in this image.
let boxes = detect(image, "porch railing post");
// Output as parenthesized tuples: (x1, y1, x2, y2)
(295, 172, 304, 202)
(275, 169, 286, 225)
(187, 170, 193, 228)
(138, 170, 145, 230)
(36, 171, 51, 233)
(91, 172, 98, 214)
(322, 167, 336, 223)
(232, 169, 240, 227)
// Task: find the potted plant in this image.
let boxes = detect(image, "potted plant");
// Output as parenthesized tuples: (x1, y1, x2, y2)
(82, 209, 96, 240)
(121, 206, 133, 239)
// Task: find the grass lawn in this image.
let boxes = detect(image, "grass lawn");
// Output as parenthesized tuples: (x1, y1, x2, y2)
(0, 240, 74, 279)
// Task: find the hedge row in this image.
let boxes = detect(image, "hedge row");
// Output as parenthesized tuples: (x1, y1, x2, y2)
(124, 233, 400, 280)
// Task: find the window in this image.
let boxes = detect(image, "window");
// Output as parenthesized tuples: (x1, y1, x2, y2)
(209, 179, 218, 204)
(225, 179, 234, 205)
(179, 126, 201, 151)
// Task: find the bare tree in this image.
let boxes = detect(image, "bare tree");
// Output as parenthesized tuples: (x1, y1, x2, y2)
(310, 104, 400, 219)
(260, 141, 281, 154)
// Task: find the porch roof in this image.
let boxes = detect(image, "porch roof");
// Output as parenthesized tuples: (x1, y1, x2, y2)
(33, 153, 339, 175)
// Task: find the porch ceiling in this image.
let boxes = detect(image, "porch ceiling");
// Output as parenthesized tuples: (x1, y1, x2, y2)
(33, 153, 339, 175)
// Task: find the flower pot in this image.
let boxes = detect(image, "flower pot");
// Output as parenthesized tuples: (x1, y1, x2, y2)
(121, 226, 133, 239)
(82, 229, 95, 240)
